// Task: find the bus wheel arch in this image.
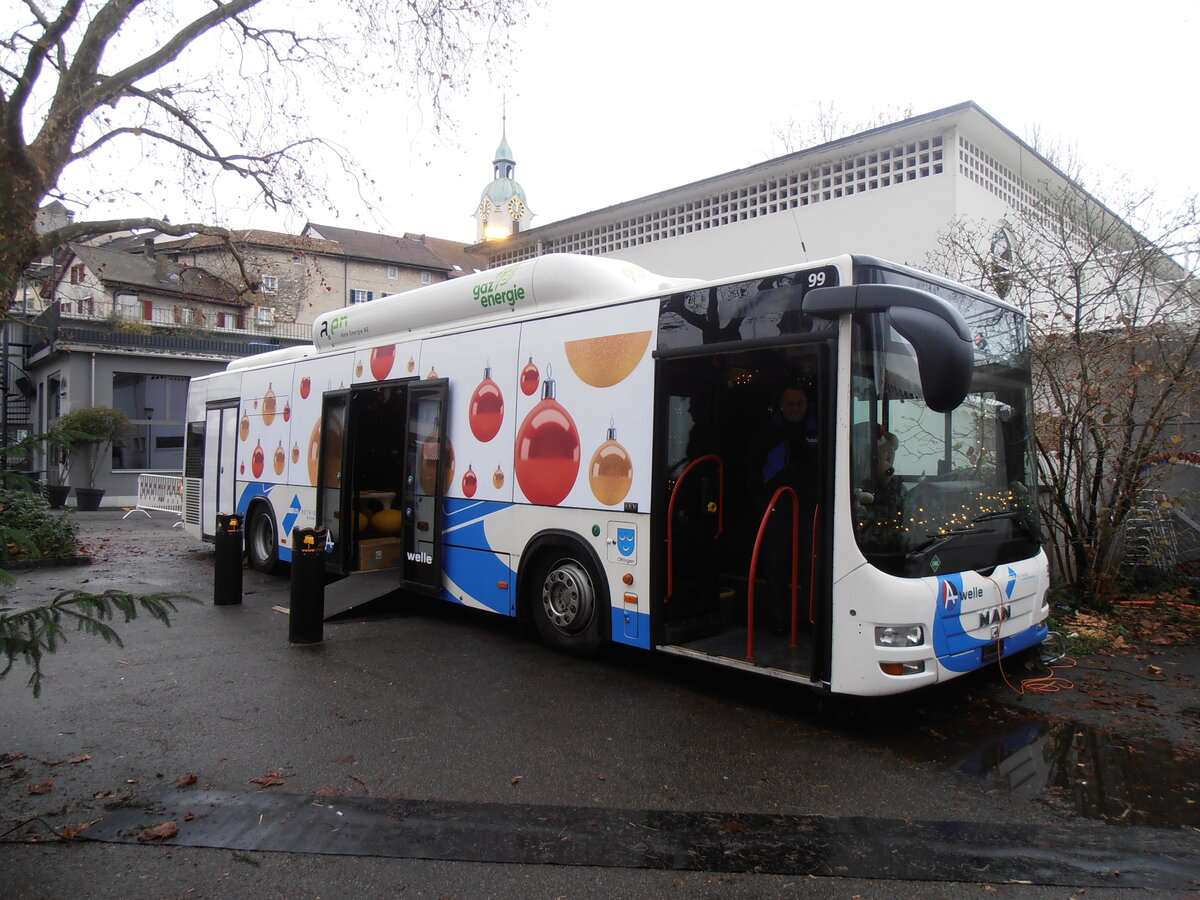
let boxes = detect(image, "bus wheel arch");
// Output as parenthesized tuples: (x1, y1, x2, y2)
(520, 533, 609, 657)
(246, 498, 281, 574)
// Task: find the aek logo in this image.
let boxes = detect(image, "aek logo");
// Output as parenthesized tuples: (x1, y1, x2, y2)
(406, 550, 432, 565)
(473, 264, 526, 309)
(319, 314, 349, 339)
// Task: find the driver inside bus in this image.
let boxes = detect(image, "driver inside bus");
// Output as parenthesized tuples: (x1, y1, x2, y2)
(756, 383, 818, 636)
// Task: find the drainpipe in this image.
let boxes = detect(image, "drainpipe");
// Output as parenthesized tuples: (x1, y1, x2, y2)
(90, 353, 96, 406)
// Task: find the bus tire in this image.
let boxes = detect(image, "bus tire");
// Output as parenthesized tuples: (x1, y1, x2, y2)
(247, 501, 281, 574)
(528, 549, 606, 658)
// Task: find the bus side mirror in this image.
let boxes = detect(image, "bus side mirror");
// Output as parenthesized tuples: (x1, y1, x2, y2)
(803, 284, 974, 412)
(886, 306, 973, 412)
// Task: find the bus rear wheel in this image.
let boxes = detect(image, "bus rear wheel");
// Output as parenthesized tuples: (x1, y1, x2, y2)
(247, 503, 281, 574)
(529, 551, 605, 657)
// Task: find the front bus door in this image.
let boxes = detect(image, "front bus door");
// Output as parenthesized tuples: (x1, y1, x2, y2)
(400, 379, 448, 595)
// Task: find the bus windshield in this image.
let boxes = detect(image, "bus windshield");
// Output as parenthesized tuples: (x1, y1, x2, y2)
(850, 268, 1041, 577)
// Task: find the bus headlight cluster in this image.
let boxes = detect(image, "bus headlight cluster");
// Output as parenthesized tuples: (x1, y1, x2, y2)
(874, 625, 924, 647)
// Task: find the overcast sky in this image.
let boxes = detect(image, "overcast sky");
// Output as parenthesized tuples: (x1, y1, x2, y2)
(71, 0, 1200, 246)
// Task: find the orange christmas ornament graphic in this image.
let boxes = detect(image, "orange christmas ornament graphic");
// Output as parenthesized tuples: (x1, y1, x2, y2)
(564, 331, 651, 388)
(273, 441, 286, 476)
(589, 421, 633, 505)
(492, 465, 505, 489)
(262, 384, 277, 425)
(239, 412, 250, 441)
(418, 429, 455, 495)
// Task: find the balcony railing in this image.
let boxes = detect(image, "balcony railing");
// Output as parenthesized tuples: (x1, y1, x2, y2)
(28, 301, 312, 359)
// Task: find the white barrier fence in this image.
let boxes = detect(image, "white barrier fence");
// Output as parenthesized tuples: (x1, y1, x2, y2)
(123, 473, 183, 522)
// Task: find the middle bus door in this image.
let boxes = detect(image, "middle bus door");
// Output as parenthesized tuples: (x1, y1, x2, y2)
(318, 390, 352, 573)
(399, 379, 448, 596)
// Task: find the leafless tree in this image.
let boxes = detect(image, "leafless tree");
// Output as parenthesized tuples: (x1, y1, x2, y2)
(927, 185, 1200, 605)
(0, 0, 524, 307)
(769, 102, 915, 157)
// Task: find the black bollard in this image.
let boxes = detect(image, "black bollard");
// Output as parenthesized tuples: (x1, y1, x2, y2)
(213, 513, 244, 606)
(289, 527, 327, 644)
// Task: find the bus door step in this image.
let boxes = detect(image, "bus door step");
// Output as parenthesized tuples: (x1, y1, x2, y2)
(323, 569, 402, 620)
(663, 611, 721, 644)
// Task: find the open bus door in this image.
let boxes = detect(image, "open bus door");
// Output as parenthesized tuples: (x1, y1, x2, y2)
(398, 379, 448, 596)
(319, 379, 448, 616)
(201, 400, 239, 539)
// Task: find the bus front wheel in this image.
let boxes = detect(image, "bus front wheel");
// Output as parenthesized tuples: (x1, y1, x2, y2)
(529, 551, 605, 657)
(247, 503, 281, 574)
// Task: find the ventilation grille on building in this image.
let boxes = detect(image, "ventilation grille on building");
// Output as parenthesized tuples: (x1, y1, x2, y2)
(489, 136, 946, 267)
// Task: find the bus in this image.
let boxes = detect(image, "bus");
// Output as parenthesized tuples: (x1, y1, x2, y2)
(182, 253, 1049, 696)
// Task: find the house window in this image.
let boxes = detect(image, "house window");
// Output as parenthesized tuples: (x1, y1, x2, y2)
(387, 266, 398, 279)
(350, 289, 374, 304)
(111, 373, 189, 470)
(116, 294, 140, 319)
(256, 306, 275, 326)
(260, 275, 278, 294)
(173, 306, 197, 325)
(420, 272, 432, 285)
(69, 264, 86, 285)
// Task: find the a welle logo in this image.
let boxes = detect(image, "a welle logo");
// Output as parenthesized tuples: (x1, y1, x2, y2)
(473, 265, 525, 309)
(407, 550, 432, 565)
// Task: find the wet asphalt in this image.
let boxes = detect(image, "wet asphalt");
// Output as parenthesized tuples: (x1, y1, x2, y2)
(0, 510, 1196, 898)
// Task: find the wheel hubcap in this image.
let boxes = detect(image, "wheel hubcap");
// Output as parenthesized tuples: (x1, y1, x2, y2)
(541, 560, 593, 634)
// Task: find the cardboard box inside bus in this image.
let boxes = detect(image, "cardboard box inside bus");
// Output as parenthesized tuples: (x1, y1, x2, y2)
(358, 537, 403, 571)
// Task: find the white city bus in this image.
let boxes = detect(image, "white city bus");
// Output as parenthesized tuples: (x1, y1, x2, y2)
(183, 253, 1049, 696)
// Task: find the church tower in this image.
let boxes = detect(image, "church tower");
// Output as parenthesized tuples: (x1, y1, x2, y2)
(475, 112, 533, 242)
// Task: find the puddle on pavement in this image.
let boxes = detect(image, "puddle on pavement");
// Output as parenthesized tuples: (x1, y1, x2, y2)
(878, 709, 1199, 828)
(952, 715, 1197, 827)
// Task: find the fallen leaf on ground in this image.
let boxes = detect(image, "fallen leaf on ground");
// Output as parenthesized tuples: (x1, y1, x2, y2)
(249, 771, 285, 788)
(138, 821, 179, 842)
(176, 772, 198, 787)
(27, 780, 53, 795)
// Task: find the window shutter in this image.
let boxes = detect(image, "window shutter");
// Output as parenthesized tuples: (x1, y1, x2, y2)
(237, 313, 245, 329)
(172, 305, 181, 324)
(143, 300, 153, 321)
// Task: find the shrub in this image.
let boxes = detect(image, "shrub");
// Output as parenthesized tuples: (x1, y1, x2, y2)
(0, 488, 80, 560)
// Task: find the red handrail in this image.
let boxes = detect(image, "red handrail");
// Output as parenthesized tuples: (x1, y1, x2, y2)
(746, 486, 799, 660)
(665, 454, 724, 603)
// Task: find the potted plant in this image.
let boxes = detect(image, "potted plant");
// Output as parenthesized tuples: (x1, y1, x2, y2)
(50, 407, 132, 511)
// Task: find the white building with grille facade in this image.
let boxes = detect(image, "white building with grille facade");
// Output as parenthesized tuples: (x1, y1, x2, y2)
(474, 102, 1077, 279)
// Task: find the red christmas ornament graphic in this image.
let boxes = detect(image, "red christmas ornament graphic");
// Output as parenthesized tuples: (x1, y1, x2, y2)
(282, 402, 291, 423)
(299, 376, 312, 399)
(519, 356, 540, 396)
(589, 420, 633, 505)
(462, 465, 478, 498)
(469, 364, 504, 442)
(370, 344, 396, 381)
(251, 440, 265, 479)
(515, 369, 579, 506)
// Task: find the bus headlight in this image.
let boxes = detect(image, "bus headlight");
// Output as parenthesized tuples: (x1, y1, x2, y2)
(875, 625, 924, 647)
